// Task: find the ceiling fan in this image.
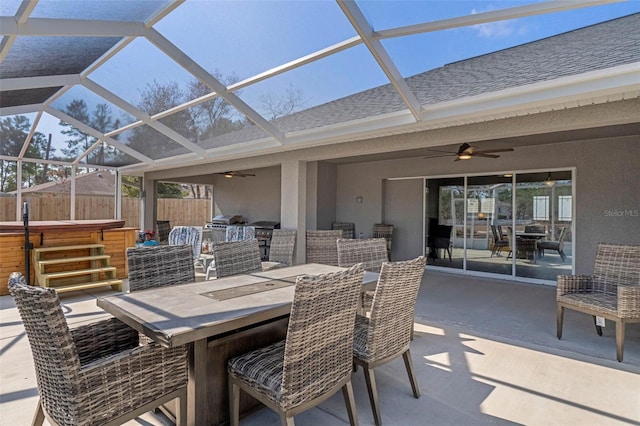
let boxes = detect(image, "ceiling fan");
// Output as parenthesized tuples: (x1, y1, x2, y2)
(215, 171, 256, 178)
(424, 143, 514, 161)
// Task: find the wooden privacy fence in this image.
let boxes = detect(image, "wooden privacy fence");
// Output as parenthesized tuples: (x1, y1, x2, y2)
(0, 195, 211, 228)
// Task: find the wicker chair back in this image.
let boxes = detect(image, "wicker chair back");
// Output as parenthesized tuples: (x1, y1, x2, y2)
(127, 244, 195, 292)
(306, 230, 343, 266)
(212, 239, 262, 278)
(268, 229, 297, 266)
(337, 238, 388, 272)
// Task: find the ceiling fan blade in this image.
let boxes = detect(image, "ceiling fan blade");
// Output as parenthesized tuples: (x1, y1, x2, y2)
(423, 153, 456, 159)
(472, 152, 500, 158)
(475, 148, 514, 154)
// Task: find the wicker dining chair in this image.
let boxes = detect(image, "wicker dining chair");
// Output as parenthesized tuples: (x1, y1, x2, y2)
(337, 238, 388, 273)
(332, 222, 356, 239)
(211, 239, 263, 279)
(306, 230, 343, 266)
(8, 272, 188, 426)
(127, 244, 195, 292)
(262, 229, 297, 271)
(353, 256, 426, 426)
(557, 243, 640, 362)
(228, 264, 365, 426)
(372, 224, 394, 260)
(337, 238, 389, 313)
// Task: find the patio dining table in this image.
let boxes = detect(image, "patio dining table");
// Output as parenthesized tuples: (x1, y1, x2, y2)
(97, 263, 378, 426)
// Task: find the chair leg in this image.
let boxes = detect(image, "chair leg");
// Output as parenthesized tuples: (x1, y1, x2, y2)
(616, 320, 624, 362)
(229, 379, 240, 426)
(362, 365, 382, 426)
(341, 381, 359, 426)
(402, 349, 420, 398)
(559, 250, 566, 262)
(31, 398, 44, 426)
(281, 413, 295, 426)
(593, 316, 603, 336)
(177, 388, 187, 426)
(556, 305, 564, 339)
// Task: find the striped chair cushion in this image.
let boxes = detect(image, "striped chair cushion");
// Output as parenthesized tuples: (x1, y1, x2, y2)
(228, 340, 285, 400)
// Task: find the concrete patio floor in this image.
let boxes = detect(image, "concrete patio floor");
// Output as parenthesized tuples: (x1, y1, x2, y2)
(1, 269, 638, 425)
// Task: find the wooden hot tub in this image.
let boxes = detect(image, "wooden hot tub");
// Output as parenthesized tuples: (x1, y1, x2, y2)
(0, 220, 136, 295)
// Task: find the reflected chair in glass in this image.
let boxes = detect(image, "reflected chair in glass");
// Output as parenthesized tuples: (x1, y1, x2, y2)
(490, 225, 509, 257)
(538, 226, 567, 262)
(228, 265, 364, 426)
(352, 256, 426, 426)
(169, 225, 204, 271)
(261, 229, 297, 271)
(211, 239, 262, 279)
(127, 244, 196, 292)
(427, 224, 453, 262)
(332, 222, 356, 239)
(505, 227, 537, 263)
(8, 272, 188, 426)
(306, 230, 343, 266)
(557, 243, 640, 362)
(372, 224, 394, 260)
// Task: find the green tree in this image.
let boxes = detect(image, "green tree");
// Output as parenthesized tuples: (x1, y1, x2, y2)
(59, 99, 92, 160)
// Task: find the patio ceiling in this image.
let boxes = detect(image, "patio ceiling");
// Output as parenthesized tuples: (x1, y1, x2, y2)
(1, 0, 639, 174)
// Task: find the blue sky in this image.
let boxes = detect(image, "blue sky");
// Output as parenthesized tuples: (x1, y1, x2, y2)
(26, 0, 640, 155)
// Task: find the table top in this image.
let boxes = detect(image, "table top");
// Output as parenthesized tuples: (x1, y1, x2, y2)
(97, 264, 378, 348)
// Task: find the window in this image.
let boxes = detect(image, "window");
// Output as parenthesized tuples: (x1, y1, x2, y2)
(533, 196, 549, 221)
(558, 195, 572, 221)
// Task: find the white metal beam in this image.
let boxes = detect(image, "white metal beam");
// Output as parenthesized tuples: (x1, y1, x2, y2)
(145, 28, 285, 144)
(0, 17, 146, 37)
(0, 0, 37, 62)
(0, 74, 81, 90)
(377, 0, 627, 39)
(230, 36, 363, 92)
(337, 0, 423, 121)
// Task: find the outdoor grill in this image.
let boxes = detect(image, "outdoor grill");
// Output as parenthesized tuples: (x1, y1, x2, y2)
(250, 221, 281, 260)
(205, 215, 245, 242)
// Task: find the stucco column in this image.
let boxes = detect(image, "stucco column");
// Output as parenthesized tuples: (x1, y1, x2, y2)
(281, 160, 307, 264)
(142, 176, 156, 233)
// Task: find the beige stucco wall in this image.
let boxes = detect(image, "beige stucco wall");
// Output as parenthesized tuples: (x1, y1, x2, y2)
(210, 166, 281, 224)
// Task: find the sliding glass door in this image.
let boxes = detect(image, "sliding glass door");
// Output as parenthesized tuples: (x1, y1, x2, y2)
(425, 170, 573, 283)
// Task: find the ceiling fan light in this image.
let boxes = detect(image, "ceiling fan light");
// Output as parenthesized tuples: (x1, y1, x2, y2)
(544, 172, 555, 187)
(224, 172, 233, 178)
(458, 153, 472, 160)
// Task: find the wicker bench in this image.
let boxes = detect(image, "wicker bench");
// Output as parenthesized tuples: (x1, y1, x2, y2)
(556, 243, 640, 362)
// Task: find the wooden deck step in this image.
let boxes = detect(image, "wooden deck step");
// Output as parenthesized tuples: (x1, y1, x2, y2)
(37, 255, 111, 266)
(33, 243, 105, 253)
(49, 279, 123, 293)
(42, 266, 116, 280)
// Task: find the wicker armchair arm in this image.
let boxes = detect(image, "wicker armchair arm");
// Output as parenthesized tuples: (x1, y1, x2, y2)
(557, 275, 594, 296)
(618, 285, 640, 318)
(77, 343, 188, 419)
(70, 317, 139, 365)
